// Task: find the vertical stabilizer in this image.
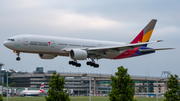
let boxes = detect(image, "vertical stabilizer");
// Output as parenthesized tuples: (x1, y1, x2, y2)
(39, 83, 44, 93)
(131, 19, 157, 46)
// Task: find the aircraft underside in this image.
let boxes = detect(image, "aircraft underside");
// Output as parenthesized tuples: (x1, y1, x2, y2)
(13, 46, 155, 68)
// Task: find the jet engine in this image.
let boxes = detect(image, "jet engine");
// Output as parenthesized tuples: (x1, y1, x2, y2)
(39, 54, 57, 59)
(69, 49, 88, 60)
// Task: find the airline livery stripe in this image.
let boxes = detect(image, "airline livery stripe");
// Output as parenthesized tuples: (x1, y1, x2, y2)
(131, 30, 144, 44)
(142, 29, 154, 42)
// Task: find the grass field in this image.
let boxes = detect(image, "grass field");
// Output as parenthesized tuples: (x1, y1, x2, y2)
(2, 96, 165, 101)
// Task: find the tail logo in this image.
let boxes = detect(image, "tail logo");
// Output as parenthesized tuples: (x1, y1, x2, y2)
(131, 19, 157, 46)
(48, 42, 51, 45)
(39, 83, 44, 93)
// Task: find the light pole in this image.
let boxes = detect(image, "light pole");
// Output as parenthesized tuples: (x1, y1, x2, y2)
(59, 65, 61, 73)
(82, 73, 91, 101)
(156, 78, 158, 101)
(6, 76, 14, 101)
(6, 73, 8, 101)
(7, 69, 16, 101)
(89, 74, 91, 101)
(62, 67, 64, 73)
(0, 63, 4, 96)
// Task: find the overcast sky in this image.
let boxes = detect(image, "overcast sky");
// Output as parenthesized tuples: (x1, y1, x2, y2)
(0, 0, 179, 77)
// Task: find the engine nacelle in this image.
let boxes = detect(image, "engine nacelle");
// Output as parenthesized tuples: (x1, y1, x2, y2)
(39, 54, 57, 59)
(70, 49, 88, 60)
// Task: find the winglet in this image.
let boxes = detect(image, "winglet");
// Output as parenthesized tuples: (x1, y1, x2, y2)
(131, 19, 157, 46)
(157, 40, 163, 42)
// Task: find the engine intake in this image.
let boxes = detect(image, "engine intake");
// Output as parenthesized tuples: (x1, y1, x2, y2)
(70, 49, 88, 60)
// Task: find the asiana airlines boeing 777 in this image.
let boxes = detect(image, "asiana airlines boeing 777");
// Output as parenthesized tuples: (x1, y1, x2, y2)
(3, 19, 173, 68)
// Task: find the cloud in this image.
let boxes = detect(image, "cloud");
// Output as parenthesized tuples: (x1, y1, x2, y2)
(155, 26, 179, 35)
(0, 0, 179, 76)
(39, 9, 120, 30)
(1, 9, 120, 32)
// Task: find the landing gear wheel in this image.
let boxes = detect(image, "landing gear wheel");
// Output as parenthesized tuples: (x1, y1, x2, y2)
(69, 61, 73, 65)
(76, 63, 81, 67)
(72, 62, 77, 66)
(16, 57, 21, 61)
(69, 61, 81, 67)
(94, 64, 99, 68)
(86, 61, 91, 65)
(86, 61, 99, 68)
(90, 63, 95, 66)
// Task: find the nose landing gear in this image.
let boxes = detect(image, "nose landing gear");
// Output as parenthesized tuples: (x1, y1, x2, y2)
(16, 57, 21, 61)
(16, 52, 21, 61)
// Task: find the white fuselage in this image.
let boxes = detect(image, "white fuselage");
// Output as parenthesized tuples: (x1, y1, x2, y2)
(4, 35, 125, 59)
(20, 90, 42, 96)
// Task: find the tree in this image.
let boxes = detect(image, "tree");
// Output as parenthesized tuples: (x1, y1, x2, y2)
(45, 72, 70, 101)
(137, 86, 143, 93)
(0, 94, 3, 101)
(164, 74, 180, 101)
(9, 82, 16, 87)
(2, 83, 6, 87)
(108, 66, 136, 101)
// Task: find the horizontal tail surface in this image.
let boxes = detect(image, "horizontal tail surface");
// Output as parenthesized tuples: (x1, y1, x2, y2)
(139, 48, 174, 52)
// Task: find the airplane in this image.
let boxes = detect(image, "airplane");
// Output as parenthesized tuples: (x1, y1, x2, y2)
(3, 19, 173, 68)
(20, 83, 44, 96)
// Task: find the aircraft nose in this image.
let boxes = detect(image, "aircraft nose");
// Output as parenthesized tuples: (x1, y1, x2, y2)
(3, 41, 8, 47)
(3, 41, 13, 48)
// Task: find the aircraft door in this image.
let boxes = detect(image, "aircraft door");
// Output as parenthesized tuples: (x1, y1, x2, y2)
(51, 40, 55, 48)
(23, 38, 28, 46)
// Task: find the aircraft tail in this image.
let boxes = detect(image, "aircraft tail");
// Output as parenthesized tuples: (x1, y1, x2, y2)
(39, 83, 44, 93)
(131, 19, 157, 47)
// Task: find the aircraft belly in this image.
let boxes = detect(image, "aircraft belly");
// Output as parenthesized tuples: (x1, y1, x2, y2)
(18, 44, 68, 56)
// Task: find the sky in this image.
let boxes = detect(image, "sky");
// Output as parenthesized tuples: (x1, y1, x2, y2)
(0, 0, 179, 77)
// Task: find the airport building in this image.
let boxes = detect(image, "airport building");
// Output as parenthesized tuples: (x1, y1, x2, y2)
(0, 66, 173, 96)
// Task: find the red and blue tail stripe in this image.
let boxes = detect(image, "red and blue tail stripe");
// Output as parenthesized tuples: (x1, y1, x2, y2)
(39, 83, 44, 93)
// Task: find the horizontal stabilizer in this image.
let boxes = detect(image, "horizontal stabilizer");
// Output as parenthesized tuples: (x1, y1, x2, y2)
(139, 48, 174, 52)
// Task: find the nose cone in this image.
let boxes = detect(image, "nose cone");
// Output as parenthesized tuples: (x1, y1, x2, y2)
(3, 41, 14, 49)
(3, 41, 8, 47)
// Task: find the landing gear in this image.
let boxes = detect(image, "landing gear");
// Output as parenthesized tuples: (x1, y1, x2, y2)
(16, 57, 21, 61)
(69, 61, 81, 67)
(86, 61, 99, 68)
(16, 52, 21, 61)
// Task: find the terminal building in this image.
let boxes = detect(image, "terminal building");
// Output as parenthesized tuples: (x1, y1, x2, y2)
(0, 65, 174, 96)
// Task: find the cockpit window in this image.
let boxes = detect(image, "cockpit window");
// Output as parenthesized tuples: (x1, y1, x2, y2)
(7, 39, 15, 41)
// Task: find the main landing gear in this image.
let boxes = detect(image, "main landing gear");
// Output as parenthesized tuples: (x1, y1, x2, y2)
(16, 52, 21, 61)
(69, 61, 81, 67)
(86, 61, 99, 68)
(68, 60, 99, 68)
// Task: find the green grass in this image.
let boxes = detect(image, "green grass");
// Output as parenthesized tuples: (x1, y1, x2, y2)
(135, 97, 165, 101)
(2, 96, 165, 101)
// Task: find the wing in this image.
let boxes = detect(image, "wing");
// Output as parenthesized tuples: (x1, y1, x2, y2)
(87, 40, 161, 52)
